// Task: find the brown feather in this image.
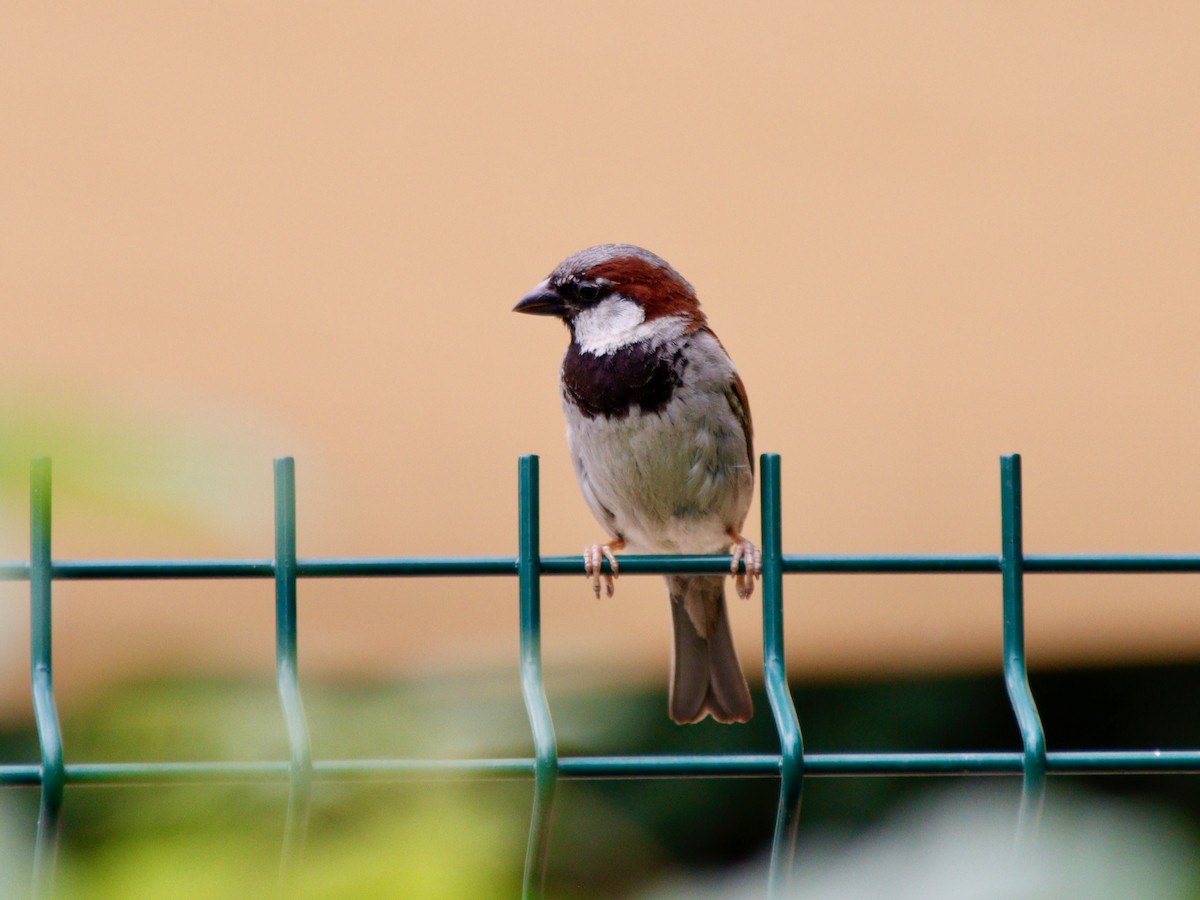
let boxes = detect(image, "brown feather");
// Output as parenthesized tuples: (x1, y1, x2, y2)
(586, 254, 706, 325)
(666, 574, 753, 724)
(727, 372, 755, 477)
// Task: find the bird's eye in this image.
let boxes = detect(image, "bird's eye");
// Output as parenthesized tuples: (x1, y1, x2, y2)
(575, 282, 601, 303)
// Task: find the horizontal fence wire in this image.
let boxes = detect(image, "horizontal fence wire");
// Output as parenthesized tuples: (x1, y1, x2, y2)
(4, 453, 1200, 898)
(12, 554, 1200, 580)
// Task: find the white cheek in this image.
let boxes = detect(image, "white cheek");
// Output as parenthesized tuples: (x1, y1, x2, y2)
(573, 298, 645, 355)
(573, 297, 691, 356)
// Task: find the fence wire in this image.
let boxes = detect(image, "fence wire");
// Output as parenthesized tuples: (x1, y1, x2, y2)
(3, 452, 1200, 897)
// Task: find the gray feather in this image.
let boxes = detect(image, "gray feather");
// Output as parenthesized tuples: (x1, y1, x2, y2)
(666, 574, 753, 724)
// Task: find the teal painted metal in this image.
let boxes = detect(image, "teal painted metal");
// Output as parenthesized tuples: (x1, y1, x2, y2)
(274, 457, 313, 884)
(518, 455, 558, 900)
(8, 452, 1200, 891)
(29, 458, 63, 898)
(999, 454, 1047, 843)
(6, 747, 1200, 789)
(10, 550, 1200, 582)
(760, 454, 803, 896)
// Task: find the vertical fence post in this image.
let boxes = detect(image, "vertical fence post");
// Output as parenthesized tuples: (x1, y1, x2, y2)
(999, 454, 1046, 845)
(518, 455, 558, 900)
(760, 453, 803, 896)
(274, 457, 312, 887)
(29, 457, 64, 898)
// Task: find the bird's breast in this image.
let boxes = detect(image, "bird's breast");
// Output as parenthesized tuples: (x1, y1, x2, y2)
(560, 337, 752, 553)
(560, 340, 683, 420)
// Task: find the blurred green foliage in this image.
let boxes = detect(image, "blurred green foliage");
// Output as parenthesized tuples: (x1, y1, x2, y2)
(2, 666, 1200, 897)
(0, 398, 265, 535)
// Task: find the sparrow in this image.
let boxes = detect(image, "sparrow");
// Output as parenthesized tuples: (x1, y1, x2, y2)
(514, 243, 760, 724)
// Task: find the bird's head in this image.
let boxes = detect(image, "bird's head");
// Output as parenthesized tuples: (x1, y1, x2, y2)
(514, 244, 705, 355)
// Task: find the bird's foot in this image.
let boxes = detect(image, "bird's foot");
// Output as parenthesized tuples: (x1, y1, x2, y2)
(584, 538, 624, 598)
(727, 530, 762, 599)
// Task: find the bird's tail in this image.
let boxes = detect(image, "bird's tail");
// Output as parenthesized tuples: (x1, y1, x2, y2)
(665, 574, 753, 724)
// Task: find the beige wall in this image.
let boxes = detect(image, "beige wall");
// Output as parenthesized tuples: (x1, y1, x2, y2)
(2, 3, 1199, 716)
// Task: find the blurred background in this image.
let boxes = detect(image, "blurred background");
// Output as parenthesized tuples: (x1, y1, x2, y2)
(3, 2, 1200, 897)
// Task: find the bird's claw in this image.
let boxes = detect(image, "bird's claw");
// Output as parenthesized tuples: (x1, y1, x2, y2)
(584, 543, 620, 598)
(729, 535, 762, 599)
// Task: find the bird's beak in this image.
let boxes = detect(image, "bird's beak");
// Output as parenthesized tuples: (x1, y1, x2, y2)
(513, 279, 566, 317)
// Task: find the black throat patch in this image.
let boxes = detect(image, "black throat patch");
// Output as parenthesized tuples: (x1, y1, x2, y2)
(561, 340, 686, 419)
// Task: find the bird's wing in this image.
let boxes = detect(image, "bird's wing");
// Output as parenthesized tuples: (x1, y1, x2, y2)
(725, 372, 754, 476)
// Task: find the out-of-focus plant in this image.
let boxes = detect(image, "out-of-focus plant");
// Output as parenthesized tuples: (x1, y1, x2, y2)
(644, 785, 1200, 900)
(0, 395, 274, 535)
(28, 679, 673, 900)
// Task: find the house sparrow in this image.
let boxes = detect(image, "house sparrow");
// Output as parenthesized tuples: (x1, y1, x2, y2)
(514, 244, 759, 724)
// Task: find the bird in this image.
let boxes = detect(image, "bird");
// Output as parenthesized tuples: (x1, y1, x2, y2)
(513, 243, 760, 724)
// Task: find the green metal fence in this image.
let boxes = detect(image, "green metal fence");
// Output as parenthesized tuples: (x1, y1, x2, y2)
(4, 452, 1200, 897)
